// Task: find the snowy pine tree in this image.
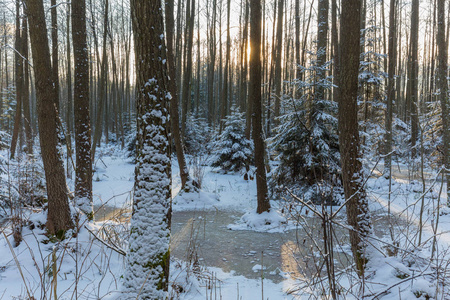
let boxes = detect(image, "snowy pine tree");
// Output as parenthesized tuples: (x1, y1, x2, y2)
(184, 112, 211, 155)
(270, 59, 341, 204)
(211, 107, 253, 173)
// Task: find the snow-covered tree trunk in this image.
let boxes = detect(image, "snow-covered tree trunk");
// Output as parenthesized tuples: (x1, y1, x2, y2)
(338, 0, 371, 277)
(125, 0, 172, 298)
(72, 0, 93, 219)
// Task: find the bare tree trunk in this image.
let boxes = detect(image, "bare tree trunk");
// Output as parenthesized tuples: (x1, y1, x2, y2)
(92, 0, 109, 159)
(338, 0, 371, 277)
(384, 0, 397, 178)
(409, 0, 419, 158)
(239, 0, 249, 113)
(250, 0, 270, 214)
(2, 13, 8, 130)
(10, 0, 23, 159)
(25, 0, 73, 235)
(273, 0, 283, 122)
(22, 16, 32, 154)
(219, 0, 231, 132)
(51, 0, 59, 110)
(295, 0, 301, 82)
(331, 0, 339, 102)
(72, 0, 94, 219)
(165, 0, 191, 190)
(436, 0, 449, 204)
(316, 0, 329, 102)
(181, 0, 195, 136)
(66, 6, 72, 179)
(207, 0, 217, 125)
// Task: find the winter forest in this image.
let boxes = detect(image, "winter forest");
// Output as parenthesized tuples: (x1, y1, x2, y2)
(0, 0, 449, 298)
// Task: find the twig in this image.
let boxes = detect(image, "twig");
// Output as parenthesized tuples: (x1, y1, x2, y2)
(365, 272, 434, 299)
(1, 230, 33, 299)
(84, 225, 127, 256)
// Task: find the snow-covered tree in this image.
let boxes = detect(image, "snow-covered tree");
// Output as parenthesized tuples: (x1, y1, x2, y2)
(211, 107, 253, 173)
(184, 112, 211, 155)
(125, 0, 171, 298)
(270, 59, 341, 204)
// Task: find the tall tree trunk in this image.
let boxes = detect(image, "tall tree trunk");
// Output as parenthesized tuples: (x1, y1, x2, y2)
(409, 0, 419, 158)
(219, 0, 231, 132)
(250, 0, 270, 214)
(338, 0, 371, 277)
(207, 0, 217, 125)
(92, 0, 109, 159)
(72, 0, 94, 219)
(239, 0, 249, 113)
(10, 0, 22, 159)
(181, 0, 195, 136)
(195, 4, 201, 113)
(25, 0, 73, 235)
(436, 0, 449, 204)
(316, 0, 329, 101)
(2, 13, 8, 130)
(273, 0, 284, 122)
(384, 0, 398, 178)
(165, 0, 191, 189)
(51, 0, 59, 110)
(22, 16, 32, 154)
(66, 5, 73, 178)
(125, 0, 171, 297)
(331, 0, 339, 102)
(295, 0, 301, 82)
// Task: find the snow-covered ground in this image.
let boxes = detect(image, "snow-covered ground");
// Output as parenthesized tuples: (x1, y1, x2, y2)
(0, 146, 448, 299)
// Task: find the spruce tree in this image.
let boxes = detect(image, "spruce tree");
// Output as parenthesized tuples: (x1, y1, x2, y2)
(212, 107, 253, 172)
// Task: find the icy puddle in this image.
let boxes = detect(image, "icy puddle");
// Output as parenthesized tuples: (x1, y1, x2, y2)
(171, 210, 355, 284)
(93, 206, 404, 284)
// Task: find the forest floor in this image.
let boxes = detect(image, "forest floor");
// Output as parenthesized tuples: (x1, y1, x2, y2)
(0, 145, 449, 299)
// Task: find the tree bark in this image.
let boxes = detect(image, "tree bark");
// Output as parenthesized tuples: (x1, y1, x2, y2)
(331, 0, 339, 102)
(250, 0, 270, 214)
(25, 0, 73, 235)
(384, 0, 397, 178)
(219, 0, 231, 133)
(273, 0, 284, 121)
(66, 5, 73, 178)
(409, 0, 419, 158)
(126, 0, 171, 297)
(72, 0, 93, 219)
(51, 0, 59, 110)
(316, 0, 329, 102)
(92, 0, 109, 159)
(436, 0, 449, 204)
(207, 0, 217, 125)
(10, 0, 23, 159)
(338, 0, 371, 277)
(22, 16, 32, 154)
(165, 0, 191, 189)
(181, 0, 195, 136)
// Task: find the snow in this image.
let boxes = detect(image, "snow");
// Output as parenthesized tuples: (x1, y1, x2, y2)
(0, 144, 449, 299)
